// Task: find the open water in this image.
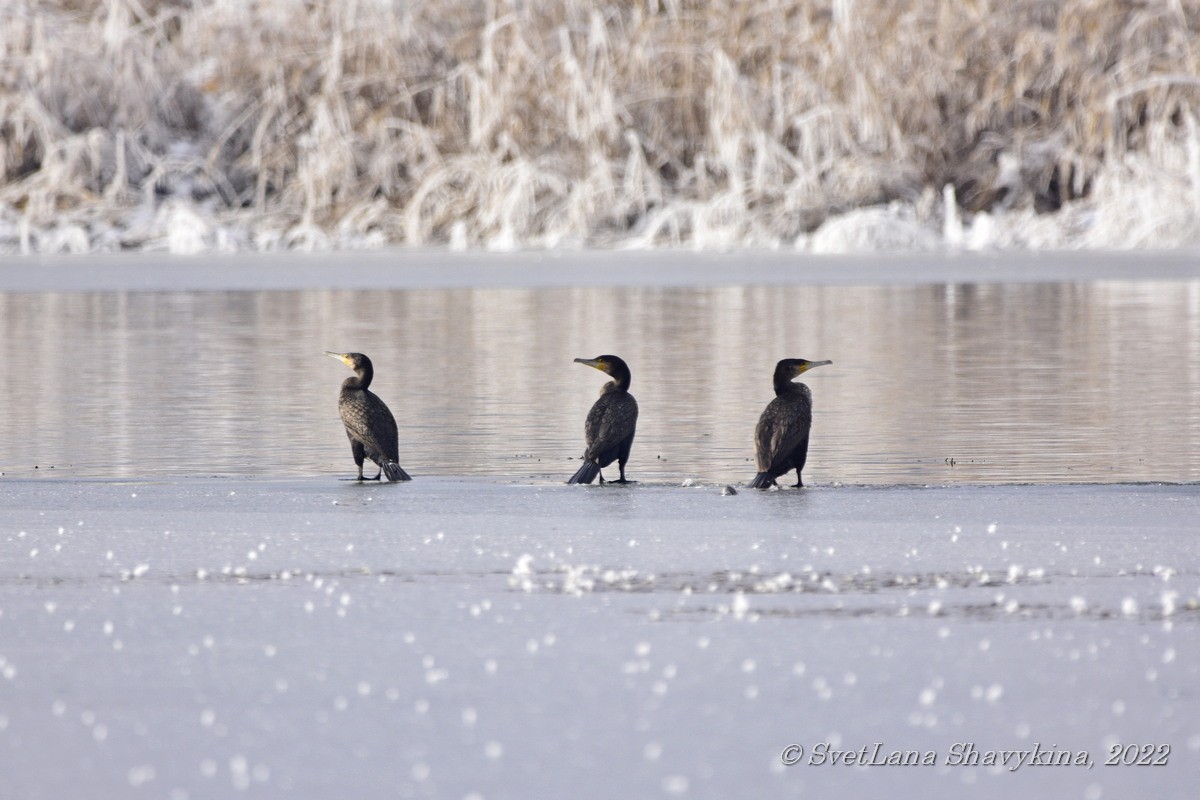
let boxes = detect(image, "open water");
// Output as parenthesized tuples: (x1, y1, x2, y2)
(1, 262, 1198, 484)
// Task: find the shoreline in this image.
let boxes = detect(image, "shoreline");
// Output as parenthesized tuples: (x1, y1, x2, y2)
(2, 248, 1200, 294)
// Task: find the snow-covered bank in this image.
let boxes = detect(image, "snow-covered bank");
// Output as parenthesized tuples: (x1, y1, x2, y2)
(3, 2, 1200, 254)
(1, 478, 1196, 798)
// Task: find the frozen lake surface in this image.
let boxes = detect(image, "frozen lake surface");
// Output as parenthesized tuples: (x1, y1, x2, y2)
(1, 477, 1197, 800)
(1, 251, 1199, 798)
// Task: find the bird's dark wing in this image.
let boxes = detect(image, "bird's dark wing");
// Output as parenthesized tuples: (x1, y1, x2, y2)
(755, 395, 810, 473)
(340, 389, 400, 462)
(585, 393, 639, 460)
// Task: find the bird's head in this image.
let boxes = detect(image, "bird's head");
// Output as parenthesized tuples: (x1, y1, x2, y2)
(324, 351, 372, 373)
(777, 358, 832, 381)
(574, 355, 621, 375)
(575, 355, 632, 389)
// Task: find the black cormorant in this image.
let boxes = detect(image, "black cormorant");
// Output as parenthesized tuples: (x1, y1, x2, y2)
(324, 351, 412, 482)
(568, 355, 638, 484)
(748, 358, 832, 489)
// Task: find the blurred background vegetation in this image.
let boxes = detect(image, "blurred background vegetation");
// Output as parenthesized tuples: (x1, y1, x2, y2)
(2, 0, 1198, 252)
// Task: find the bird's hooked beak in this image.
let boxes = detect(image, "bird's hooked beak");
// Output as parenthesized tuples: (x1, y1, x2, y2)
(797, 359, 832, 375)
(324, 351, 352, 367)
(574, 357, 609, 375)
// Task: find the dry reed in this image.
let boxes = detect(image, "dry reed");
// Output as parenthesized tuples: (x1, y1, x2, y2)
(1, 0, 1198, 253)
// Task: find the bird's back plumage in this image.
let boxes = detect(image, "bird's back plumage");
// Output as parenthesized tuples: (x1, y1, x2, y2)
(568, 355, 638, 485)
(569, 383, 638, 484)
(751, 383, 812, 488)
(584, 385, 639, 462)
(339, 385, 399, 461)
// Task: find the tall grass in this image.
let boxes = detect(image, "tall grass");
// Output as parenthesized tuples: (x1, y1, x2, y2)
(1, 0, 1198, 253)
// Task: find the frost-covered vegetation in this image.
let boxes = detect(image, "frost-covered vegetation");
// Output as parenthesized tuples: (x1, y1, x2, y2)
(2, 0, 1199, 253)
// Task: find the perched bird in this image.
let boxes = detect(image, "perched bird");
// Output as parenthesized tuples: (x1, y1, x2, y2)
(568, 355, 638, 485)
(749, 358, 832, 489)
(324, 351, 412, 482)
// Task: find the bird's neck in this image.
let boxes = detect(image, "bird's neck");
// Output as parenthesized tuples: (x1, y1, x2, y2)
(773, 377, 802, 396)
(344, 371, 372, 391)
(602, 376, 629, 394)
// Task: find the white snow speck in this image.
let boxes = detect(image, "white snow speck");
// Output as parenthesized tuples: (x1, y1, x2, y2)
(662, 775, 689, 795)
(229, 756, 250, 791)
(1161, 591, 1178, 616)
(127, 765, 154, 786)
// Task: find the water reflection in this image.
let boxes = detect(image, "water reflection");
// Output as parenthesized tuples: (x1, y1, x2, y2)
(1, 280, 1197, 484)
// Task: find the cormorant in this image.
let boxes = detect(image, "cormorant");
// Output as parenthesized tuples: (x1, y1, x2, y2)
(568, 355, 638, 484)
(324, 351, 412, 482)
(749, 358, 832, 489)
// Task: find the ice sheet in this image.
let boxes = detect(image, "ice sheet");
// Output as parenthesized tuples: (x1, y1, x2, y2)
(3, 249, 1200, 294)
(1, 477, 1196, 799)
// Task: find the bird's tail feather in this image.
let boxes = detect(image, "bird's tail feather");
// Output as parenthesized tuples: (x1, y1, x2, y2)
(384, 462, 412, 482)
(568, 461, 600, 485)
(747, 472, 775, 489)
